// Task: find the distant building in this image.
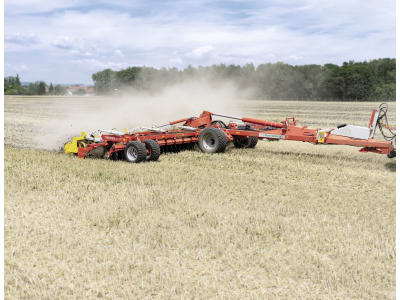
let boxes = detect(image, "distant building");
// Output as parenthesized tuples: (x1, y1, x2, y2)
(67, 84, 85, 93)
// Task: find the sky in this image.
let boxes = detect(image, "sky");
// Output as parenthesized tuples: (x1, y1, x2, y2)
(5, 0, 396, 84)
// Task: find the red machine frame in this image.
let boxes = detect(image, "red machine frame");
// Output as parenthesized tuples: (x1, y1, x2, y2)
(67, 106, 395, 162)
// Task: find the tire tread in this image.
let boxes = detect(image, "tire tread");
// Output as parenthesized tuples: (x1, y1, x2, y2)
(198, 128, 227, 153)
(124, 141, 147, 163)
(144, 139, 161, 161)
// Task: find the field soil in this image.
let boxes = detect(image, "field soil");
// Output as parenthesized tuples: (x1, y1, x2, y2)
(4, 96, 396, 299)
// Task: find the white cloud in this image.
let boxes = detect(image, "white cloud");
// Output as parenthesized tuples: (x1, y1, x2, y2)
(114, 49, 124, 57)
(192, 45, 214, 57)
(284, 55, 302, 62)
(5, 33, 39, 46)
(168, 57, 183, 65)
(4, 0, 395, 83)
(7, 64, 30, 72)
(5, 0, 83, 14)
(72, 58, 129, 70)
(52, 36, 74, 49)
(52, 35, 104, 58)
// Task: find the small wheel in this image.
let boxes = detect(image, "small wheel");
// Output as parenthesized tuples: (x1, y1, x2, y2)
(233, 136, 258, 148)
(124, 141, 146, 163)
(247, 136, 258, 148)
(198, 128, 227, 153)
(233, 137, 247, 148)
(144, 140, 161, 161)
(109, 151, 124, 161)
(109, 152, 118, 161)
(387, 149, 396, 158)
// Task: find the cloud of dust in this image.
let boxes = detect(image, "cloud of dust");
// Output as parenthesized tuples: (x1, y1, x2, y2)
(34, 77, 254, 150)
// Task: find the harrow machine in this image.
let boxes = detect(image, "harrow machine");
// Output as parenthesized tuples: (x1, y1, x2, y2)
(64, 103, 396, 162)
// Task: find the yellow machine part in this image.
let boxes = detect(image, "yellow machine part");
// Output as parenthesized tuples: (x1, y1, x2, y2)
(64, 132, 87, 154)
(317, 130, 327, 143)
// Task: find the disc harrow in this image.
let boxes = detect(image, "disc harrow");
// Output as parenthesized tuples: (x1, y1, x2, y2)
(64, 103, 395, 163)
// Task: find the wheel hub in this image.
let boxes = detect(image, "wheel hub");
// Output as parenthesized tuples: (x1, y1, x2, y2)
(203, 133, 217, 151)
(127, 147, 138, 161)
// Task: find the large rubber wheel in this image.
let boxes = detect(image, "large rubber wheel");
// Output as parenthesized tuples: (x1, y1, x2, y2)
(198, 128, 227, 153)
(233, 136, 258, 148)
(124, 141, 147, 163)
(144, 140, 161, 161)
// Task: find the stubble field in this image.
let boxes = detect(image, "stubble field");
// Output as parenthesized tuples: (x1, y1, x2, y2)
(4, 96, 396, 299)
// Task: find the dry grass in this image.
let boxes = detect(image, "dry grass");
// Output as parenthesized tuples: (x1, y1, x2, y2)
(4, 96, 396, 299)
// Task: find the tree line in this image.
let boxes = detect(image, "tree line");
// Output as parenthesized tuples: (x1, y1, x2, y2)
(4, 74, 67, 95)
(92, 58, 395, 101)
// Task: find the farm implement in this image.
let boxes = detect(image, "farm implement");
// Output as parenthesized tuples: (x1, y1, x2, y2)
(64, 103, 396, 162)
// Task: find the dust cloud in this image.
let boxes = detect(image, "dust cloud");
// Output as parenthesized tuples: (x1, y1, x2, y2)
(33, 78, 253, 150)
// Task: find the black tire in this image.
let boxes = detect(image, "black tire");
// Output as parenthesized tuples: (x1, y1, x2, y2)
(247, 136, 258, 148)
(109, 151, 124, 161)
(233, 137, 247, 148)
(109, 152, 118, 161)
(387, 149, 396, 158)
(198, 128, 227, 153)
(144, 140, 161, 161)
(124, 141, 147, 163)
(233, 136, 258, 148)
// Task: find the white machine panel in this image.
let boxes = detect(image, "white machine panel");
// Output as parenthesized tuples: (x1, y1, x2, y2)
(330, 125, 370, 140)
(259, 133, 285, 139)
(369, 109, 380, 138)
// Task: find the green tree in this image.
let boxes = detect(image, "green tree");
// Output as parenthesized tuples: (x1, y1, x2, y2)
(90, 58, 396, 101)
(27, 82, 37, 95)
(38, 81, 46, 95)
(115, 67, 141, 87)
(16, 74, 21, 86)
(54, 85, 67, 95)
(49, 83, 54, 94)
(4, 75, 26, 95)
(92, 69, 115, 94)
